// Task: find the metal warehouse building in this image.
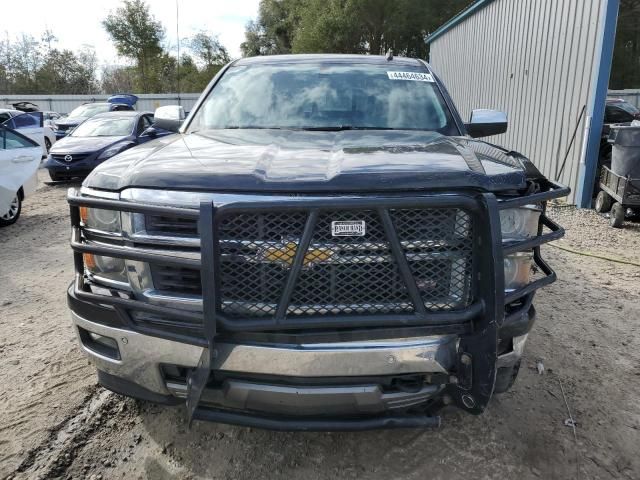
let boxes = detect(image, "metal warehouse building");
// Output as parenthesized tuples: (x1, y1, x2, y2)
(427, 0, 619, 207)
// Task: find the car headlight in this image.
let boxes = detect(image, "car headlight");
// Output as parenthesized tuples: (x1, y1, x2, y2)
(80, 207, 121, 233)
(499, 206, 541, 241)
(98, 142, 131, 160)
(504, 252, 533, 290)
(83, 253, 128, 285)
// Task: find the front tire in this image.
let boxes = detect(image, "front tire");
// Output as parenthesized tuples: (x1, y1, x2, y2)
(610, 202, 625, 228)
(48, 171, 62, 182)
(0, 194, 21, 227)
(595, 191, 612, 213)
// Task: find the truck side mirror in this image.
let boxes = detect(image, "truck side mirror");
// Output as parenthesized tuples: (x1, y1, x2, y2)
(465, 109, 508, 138)
(153, 106, 185, 133)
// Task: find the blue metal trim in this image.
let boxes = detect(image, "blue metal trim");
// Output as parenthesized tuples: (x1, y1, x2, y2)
(576, 0, 620, 208)
(426, 0, 495, 44)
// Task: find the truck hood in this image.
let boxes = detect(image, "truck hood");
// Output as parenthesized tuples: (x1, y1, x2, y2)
(84, 129, 532, 193)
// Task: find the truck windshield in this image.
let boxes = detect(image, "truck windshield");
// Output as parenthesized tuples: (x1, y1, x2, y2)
(187, 63, 458, 134)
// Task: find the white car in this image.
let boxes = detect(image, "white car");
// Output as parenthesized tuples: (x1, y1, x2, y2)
(44, 111, 63, 129)
(0, 126, 41, 226)
(0, 109, 56, 155)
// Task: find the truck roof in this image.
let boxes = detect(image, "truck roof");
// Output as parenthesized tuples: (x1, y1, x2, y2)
(234, 54, 426, 67)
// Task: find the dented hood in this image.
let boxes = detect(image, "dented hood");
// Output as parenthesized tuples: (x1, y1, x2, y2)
(84, 129, 530, 193)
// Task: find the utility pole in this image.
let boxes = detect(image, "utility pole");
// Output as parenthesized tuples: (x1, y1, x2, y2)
(176, 0, 180, 95)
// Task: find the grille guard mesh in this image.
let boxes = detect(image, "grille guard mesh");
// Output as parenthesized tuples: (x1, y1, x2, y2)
(156, 207, 477, 320)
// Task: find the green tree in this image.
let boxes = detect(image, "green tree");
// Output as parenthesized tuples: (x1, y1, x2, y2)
(101, 65, 137, 94)
(177, 55, 203, 92)
(242, 0, 472, 58)
(189, 31, 231, 84)
(240, 0, 300, 56)
(103, 0, 165, 92)
(190, 32, 230, 68)
(36, 48, 98, 94)
(291, 0, 365, 55)
(9, 34, 43, 92)
(611, 0, 640, 89)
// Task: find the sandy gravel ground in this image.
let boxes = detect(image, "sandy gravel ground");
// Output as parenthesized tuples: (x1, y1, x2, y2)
(1, 173, 639, 480)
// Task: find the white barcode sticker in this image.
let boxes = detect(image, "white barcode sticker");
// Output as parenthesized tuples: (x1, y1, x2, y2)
(331, 220, 366, 237)
(387, 71, 434, 82)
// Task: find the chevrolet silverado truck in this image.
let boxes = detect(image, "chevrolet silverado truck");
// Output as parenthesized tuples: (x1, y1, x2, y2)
(66, 54, 568, 430)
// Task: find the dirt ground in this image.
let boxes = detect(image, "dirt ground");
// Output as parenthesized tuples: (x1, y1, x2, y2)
(1, 171, 639, 480)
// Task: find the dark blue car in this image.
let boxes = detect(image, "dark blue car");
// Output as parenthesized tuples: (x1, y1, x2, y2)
(44, 111, 172, 181)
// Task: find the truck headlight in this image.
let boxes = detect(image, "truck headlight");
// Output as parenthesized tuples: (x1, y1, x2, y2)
(500, 206, 541, 241)
(80, 207, 121, 233)
(83, 253, 128, 284)
(504, 252, 533, 290)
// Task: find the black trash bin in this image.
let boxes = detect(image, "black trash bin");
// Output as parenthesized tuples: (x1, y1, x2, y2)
(608, 124, 640, 178)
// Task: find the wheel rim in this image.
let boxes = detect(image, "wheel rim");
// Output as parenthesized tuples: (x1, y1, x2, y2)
(1, 196, 19, 220)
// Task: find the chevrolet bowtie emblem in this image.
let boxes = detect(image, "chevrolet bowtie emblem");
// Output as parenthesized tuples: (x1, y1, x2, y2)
(261, 242, 334, 268)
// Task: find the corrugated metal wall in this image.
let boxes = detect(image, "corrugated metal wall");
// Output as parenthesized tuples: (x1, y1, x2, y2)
(429, 0, 605, 203)
(0, 93, 201, 115)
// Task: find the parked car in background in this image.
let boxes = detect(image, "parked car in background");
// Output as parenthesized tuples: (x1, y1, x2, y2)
(43, 111, 63, 129)
(605, 97, 640, 125)
(0, 125, 41, 226)
(0, 109, 54, 155)
(10, 101, 40, 112)
(51, 95, 138, 140)
(44, 110, 171, 181)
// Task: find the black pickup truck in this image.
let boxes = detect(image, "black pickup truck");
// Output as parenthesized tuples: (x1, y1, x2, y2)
(66, 54, 568, 430)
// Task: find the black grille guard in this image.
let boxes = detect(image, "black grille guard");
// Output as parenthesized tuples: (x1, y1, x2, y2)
(67, 181, 569, 423)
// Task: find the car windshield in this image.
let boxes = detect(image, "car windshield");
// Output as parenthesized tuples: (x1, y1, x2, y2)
(68, 104, 111, 118)
(187, 63, 458, 134)
(71, 117, 134, 137)
(615, 101, 640, 115)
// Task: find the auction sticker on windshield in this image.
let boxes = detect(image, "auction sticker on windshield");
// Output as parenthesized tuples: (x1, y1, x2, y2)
(387, 71, 434, 82)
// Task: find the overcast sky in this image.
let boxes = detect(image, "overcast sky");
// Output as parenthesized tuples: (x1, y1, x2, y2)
(0, 0, 260, 64)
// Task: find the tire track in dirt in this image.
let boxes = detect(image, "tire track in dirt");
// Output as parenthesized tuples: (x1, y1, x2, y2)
(7, 387, 114, 480)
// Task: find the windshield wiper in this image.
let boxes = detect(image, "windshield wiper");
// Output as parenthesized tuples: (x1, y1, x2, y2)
(220, 126, 285, 130)
(299, 125, 396, 131)
(198, 126, 400, 132)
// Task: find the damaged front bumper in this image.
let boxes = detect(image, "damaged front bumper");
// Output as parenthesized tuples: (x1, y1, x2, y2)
(70, 304, 530, 430)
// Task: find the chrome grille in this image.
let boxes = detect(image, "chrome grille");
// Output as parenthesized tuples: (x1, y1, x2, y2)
(145, 214, 199, 236)
(51, 153, 90, 162)
(151, 266, 201, 294)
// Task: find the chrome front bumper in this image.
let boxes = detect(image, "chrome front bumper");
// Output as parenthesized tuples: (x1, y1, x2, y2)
(72, 311, 461, 397)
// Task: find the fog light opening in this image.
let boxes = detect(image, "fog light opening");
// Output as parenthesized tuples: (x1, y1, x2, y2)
(78, 327, 121, 360)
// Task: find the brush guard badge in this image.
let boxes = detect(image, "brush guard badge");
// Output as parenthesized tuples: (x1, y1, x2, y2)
(331, 220, 366, 236)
